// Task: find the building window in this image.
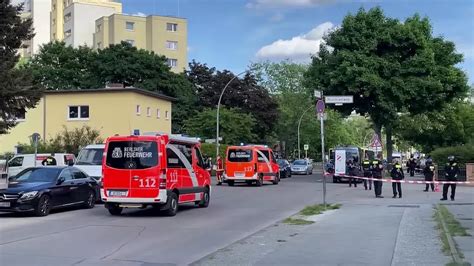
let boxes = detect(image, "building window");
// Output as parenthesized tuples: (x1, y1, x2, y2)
(147, 107, 151, 117)
(136, 105, 141, 115)
(166, 23, 178, 32)
(64, 29, 72, 38)
(166, 41, 178, 50)
(165, 110, 170, 120)
(126, 21, 135, 31)
(64, 12, 71, 22)
(68, 106, 89, 120)
(167, 58, 178, 68)
(125, 39, 135, 46)
(156, 108, 160, 118)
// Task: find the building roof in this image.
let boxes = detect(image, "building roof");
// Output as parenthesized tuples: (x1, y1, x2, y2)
(43, 87, 176, 102)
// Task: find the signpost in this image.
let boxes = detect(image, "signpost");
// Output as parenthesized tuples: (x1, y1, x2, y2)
(369, 133, 383, 159)
(314, 90, 322, 99)
(304, 144, 309, 159)
(31, 133, 40, 167)
(316, 99, 326, 207)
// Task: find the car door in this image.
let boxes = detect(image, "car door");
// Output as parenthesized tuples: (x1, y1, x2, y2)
(51, 168, 76, 206)
(193, 146, 207, 188)
(70, 167, 90, 203)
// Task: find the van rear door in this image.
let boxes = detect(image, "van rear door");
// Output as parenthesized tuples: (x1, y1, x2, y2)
(104, 140, 160, 198)
(227, 148, 254, 177)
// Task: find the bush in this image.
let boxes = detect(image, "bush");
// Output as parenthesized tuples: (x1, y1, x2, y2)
(431, 144, 474, 166)
(200, 143, 229, 160)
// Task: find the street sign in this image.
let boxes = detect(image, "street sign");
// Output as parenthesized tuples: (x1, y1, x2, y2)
(369, 133, 382, 148)
(314, 90, 322, 99)
(325, 95, 353, 104)
(304, 144, 309, 151)
(205, 138, 222, 143)
(316, 100, 325, 114)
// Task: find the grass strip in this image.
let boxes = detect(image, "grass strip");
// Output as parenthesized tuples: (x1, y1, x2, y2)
(283, 218, 315, 225)
(299, 203, 341, 216)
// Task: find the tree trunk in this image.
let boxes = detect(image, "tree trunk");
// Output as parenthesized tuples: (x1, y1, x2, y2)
(386, 126, 393, 166)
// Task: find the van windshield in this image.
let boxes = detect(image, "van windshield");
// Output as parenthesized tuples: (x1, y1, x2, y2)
(76, 148, 104, 165)
(228, 149, 252, 162)
(106, 141, 158, 169)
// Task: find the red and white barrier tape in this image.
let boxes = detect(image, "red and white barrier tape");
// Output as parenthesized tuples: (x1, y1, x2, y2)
(324, 173, 471, 185)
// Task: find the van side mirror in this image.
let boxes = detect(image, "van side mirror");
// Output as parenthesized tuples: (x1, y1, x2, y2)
(57, 176, 65, 185)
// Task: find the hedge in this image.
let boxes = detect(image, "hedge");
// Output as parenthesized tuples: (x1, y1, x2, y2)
(431, 144, 474, 166)
(200, 143, 229, 160)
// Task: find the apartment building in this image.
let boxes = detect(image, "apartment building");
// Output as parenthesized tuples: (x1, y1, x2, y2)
(13, 0, 51, 57)
(93, 14, 187, 72)
(51, 0, 122, 46)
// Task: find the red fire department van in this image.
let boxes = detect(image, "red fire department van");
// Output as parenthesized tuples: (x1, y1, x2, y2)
(224, 145, 280, 186)
(101, 134, 211, 216)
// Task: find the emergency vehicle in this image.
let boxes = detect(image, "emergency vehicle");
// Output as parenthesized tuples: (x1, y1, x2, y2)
(224, 145, 280, 186)
(101, 133, 211, 216)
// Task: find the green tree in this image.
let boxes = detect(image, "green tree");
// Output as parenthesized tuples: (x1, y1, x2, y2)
(305, 7, 469, 162)
(0, 0, 41, 134)
(183, 108, 257, 145)
(26, 41, 101, 90)
(186, 61, 279, 142)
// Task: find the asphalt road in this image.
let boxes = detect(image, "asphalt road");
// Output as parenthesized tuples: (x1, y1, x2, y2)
(0, 173, 326, 266)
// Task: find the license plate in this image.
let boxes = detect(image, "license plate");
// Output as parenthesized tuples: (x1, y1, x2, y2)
(0, 202, 11, 207)
(235, 172, 245, 177)
(108, 190, 128, 197)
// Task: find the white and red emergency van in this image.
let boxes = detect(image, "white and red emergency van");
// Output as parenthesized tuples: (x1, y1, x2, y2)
(101, 133, 211, 216)
(224, 145, 280, 186)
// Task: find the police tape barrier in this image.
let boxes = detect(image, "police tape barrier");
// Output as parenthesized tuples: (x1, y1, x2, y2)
(324, 173, 472, 185)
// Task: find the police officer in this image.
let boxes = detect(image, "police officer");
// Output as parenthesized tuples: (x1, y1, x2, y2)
(390, 161, 404, 198)
(347, 158, 358, 188)
(216, 156, 224, 186)
(423, 161, 435, 192)
(41, 154, 57, 166)
(441, 156, 459, 201)
(372, 157, 384, 198)
(407, 154, 416, 177)
(362, 158, 372, 190)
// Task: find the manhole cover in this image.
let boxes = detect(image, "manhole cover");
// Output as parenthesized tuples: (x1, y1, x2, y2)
(388, 205, 420, 208)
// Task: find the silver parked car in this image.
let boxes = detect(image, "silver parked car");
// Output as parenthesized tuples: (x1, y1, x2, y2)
(291, 159, 313, 175)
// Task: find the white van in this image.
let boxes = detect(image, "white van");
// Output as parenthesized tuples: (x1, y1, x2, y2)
(7, 153, 76, 177)
(74, 144, 105, 183)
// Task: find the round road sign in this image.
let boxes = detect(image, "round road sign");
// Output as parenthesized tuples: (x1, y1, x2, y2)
(316, 100, 325, 114)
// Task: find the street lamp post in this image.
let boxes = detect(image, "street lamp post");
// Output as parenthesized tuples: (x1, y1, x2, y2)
(216, 70, 251, 159)
(297, 106, 314, 159)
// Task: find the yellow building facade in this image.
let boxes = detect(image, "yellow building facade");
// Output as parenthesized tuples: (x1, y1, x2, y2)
(0, 88, 173, 154)
(93, 14, 188, 72)
(51, 0, 122, 41)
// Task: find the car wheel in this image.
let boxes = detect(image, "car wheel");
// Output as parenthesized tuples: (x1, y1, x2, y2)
(227, 180, 235, 186)
(272, 173, 280, 185)
(83, 189, 95, 209)
(198, 188, 210, 208)
(34, 194, 51, 217)
(165, 192, 178, 216)
(256, 175, 264, 187)
(107, 204, 123, 215)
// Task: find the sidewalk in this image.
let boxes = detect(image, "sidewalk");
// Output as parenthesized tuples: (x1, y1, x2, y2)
(444, 203, 474, 264)
(194, 180, 474, 265)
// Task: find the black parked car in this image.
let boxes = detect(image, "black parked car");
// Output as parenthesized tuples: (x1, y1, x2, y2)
(277, 159, 292, 178)
(0, 167, 98, 216)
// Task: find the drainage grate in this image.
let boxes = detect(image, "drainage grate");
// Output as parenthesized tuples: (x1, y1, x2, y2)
(388, 205, 420, 208)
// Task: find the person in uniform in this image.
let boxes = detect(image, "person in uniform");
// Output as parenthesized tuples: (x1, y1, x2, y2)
(41, 154, 57, 166)
(216, 156, 224, 186)
(372, 157, 384, 198)
(390, 162, 404, 198)
(347, 158, 358, 188)
(441, 156, 459, 201)
(362, 158, 372, 190)
(407, 154, 417, 177)
(423, 161, 435, 192)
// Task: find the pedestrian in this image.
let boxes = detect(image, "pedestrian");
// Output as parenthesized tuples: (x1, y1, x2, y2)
(362, 157, 372, 190)
(441, 156, 460, 201)
(347, 158, 358, 188)
(372, 156, 384, 198)
(390, 162, 404, 198)
(407, 154, 416, 177)
(216, 155, 224, 186)
(423, 161, 435, 192)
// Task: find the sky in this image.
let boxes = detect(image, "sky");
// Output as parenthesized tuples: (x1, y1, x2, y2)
(121, 0, 474, 82)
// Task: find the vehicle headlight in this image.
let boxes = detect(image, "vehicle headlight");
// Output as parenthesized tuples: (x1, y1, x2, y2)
(20, 191, 39, 200)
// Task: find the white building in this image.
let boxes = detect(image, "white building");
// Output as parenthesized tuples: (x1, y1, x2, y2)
(62, 1, 121, 47)
(13, 0, 51, 57)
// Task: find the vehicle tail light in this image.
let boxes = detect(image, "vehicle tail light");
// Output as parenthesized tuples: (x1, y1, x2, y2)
(159, 169, 167, 189)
